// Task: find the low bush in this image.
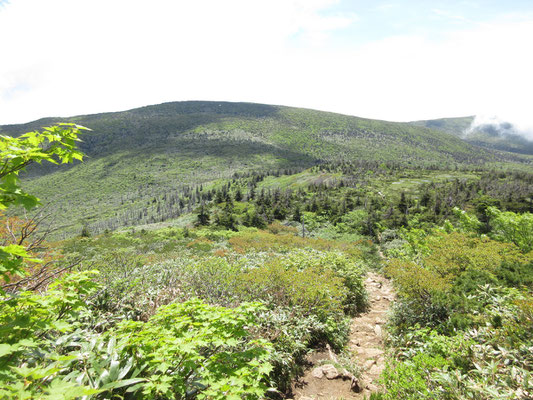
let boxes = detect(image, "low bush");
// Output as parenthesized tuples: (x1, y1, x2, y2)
(186, 236, 216, 252)
(380, 352, 449, 400)
(107, 299, 272, 400)
(0, 270, 273, 400)
(56, 226, 371, 399)
(381, 222, 533, 400)
(228, 229, 364, 258)
(380, 322, 533, 400)
(279, 249, 368, 314)
(495, 259, 533, 289)
(252, 307, 350, 394)
(238, 261, 347, 321)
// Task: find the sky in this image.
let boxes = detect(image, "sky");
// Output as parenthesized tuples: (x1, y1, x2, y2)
(1, 0, 532, 137)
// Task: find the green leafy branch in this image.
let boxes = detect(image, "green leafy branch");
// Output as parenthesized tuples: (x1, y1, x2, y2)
(0, 124, 88, 292)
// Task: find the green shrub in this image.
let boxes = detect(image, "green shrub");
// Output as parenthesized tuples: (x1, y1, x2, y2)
(385, 285, 533, 399)
(495, 260, 533, 289)
(388, 297, 450, 332)
(173, 257, 243, 305)
(0, 281, 273, 400)
(380, 352, 449, 400)
(487, 207, 533, 252)
(279, 249, 368, 314)
(238, 260, 347, 321)
(0, 271, 101, 399)
(108, 299, 272, 400)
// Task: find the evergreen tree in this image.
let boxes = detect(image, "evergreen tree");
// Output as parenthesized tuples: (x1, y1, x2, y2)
(292, 206, 302, 222)
(398, 192, 408, 215)
(235, 187, 243, 201)
(248, 185, 256, 201)
(196, 205, 210, 226)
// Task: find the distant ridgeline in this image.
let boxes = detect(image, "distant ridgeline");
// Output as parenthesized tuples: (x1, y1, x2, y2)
(1, 101, 531, 237)
(411, 116, 533, 156)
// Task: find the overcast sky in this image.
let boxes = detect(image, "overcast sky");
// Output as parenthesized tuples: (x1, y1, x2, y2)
(1, 0, 532, 135)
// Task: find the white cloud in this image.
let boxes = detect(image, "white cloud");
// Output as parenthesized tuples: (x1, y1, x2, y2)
(0, 0, 356, 123)
(0, 0, 532, 134)
(468, 114, 533, 141)
(316, 18, 533, 126)
(431, 8, 467, 22)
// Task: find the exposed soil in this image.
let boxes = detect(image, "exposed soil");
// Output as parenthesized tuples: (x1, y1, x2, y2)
(290, 272, 395, 400)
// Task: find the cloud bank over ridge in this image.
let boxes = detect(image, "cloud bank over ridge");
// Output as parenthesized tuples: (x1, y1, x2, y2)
(468, 115, 533, 142)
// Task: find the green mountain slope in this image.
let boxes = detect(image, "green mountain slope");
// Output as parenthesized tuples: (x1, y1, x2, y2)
(1, 101, 530, 236)
(411, 116, 533, 155)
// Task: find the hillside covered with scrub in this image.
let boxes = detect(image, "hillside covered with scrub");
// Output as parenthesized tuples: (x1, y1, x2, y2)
(0, 112, 532, 399)
(1, 101, 531, 237)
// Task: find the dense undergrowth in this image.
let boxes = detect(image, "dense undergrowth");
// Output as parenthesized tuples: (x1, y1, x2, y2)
(375, 210, 533, 400)
(2, 221, 372, 399)
(1, 125, 532, 399)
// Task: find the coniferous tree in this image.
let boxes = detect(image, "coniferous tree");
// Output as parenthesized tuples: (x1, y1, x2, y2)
(235, 187, 243, 202)
(196, 205, 210, 226)
(248, 185, 256, 201)
(398, 192, 408, 215)
(292, 206, 302, 222)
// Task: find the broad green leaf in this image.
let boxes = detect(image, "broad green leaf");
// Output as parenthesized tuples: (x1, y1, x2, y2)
(0, 343, 15, 357)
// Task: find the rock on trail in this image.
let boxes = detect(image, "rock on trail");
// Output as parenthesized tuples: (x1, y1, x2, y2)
(291, 272, 394, 400)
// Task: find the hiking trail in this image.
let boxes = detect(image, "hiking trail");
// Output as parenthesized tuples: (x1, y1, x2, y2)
(291, 272, 395, 400)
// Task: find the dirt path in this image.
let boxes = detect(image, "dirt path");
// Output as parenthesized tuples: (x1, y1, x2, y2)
(291, 272, 394, 400)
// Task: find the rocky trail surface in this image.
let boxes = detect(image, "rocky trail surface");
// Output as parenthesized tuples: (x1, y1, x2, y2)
(291, 272, 395, 400)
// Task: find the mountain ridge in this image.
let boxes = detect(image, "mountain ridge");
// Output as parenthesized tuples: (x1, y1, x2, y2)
(411, 116, 533, 155)
(1, 100, 531, 236)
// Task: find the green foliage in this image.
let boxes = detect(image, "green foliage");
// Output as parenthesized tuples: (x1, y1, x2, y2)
(169, 256, 242, 305)
(196, 205, 210, 226)
(382, 313, 533, 400)
(71, 225, 374, 391)
(381, 215, 533, 400)
(452, 206, 482, 232)
(1, 270, 273, 399)
(0, 244, 39, 291)
(0, 271, 101, 399)
(0, 125, 276, 399)
(80, 222, 91, 238)
(380, 352, 449, 399)
(0, 124, 86, 291)
(386, 258, 451, 301)
(0, 123, 86, 211)
(495, 260, 533, 288)
(487, 206, 533, 252)
(109, 299, 272, 400)
(254, 307, 350, 394)
(238, 258, 347, 321)
(233, 249, 365, 391)
(335, 209, 369, 234)
(60, 227, 370, 398)
(3, 293, 273, 399)
(228, 228, 365, 259)
(277, 249, 368, 314)
(386, 231, 528, 308)
(422, 231, 526, 282)
(7, 101, 530, 237)
(0, 124, 100, 399)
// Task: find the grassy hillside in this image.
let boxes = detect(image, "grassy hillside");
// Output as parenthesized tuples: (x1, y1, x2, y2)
(412, 116, 533, 155)
(1, 101, 531, 236)
(3, 108, 531, 400)
(410, 116, 474, 136)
